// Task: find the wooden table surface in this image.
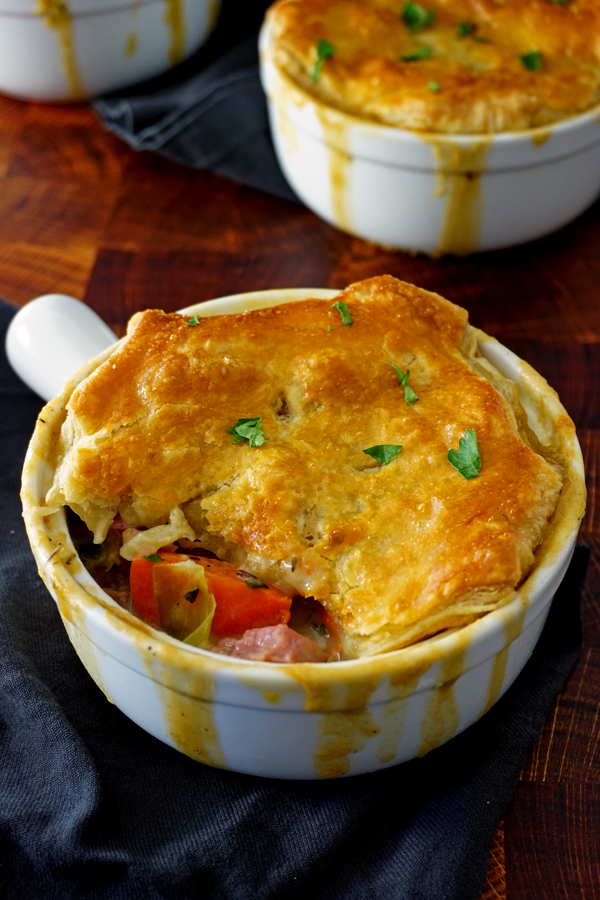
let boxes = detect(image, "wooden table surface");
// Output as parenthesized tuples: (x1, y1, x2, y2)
(1, 92, 598, 900)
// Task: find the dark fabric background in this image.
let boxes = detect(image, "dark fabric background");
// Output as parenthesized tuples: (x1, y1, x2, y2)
(0, 293, 588, 900)
(93, 0, 297, 200)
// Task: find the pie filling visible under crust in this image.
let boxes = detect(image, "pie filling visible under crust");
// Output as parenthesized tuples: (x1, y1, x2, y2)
(265, 0, 600, 133)
(47, 276, 564, 659)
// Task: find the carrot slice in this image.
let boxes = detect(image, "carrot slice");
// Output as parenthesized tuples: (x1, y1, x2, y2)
(130, 552, 292, 642)
(199, 558, 292, 639)
(130, 556, 161, 628)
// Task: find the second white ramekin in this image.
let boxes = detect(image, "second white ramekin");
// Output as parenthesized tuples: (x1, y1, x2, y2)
(0, 0, 220, 101)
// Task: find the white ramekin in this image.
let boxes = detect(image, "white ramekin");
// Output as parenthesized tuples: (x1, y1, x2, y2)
(0, 0, 220, 102)
(259, 22, 600, 255)
(21, 288, 586, 779)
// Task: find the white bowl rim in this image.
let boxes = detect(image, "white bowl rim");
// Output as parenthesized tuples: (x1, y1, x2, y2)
(23, 287, 586, 693)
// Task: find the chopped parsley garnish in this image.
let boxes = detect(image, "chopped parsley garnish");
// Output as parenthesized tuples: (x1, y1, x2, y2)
(186, 315, 200, 326)
(455, 20, 490, 41)
(226, 417, 265, 447)
(331, 301, 353, 326)
(144, 554, 163, 562)
(363, 444, 403, 466)
(245, 577, 269, 589)
(428, 80, 441, 92)
(387, 360, 419, 405)
(520, 51, 542, 71)
(402, 2, 435, 31)
(547, 0, 570, 4)
(401, 46, 433, 62)
(312, 39, 336, 83)
(457, 22, 476, 38)
(236, 569, 269, 588)
(447, 429, 481, 479)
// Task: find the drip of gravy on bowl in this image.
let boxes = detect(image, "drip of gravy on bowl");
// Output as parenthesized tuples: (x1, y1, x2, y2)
(35, 0, 188, 99)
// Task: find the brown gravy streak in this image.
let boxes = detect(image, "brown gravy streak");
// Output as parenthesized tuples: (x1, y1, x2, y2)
(35, 0, 189, 99)
(280, 655, 432, 776)
(314, 108, 353, 234)
(418, 635, 468, 757)
(142, 650, 226, 770)
(163, 0, 186, 66)
(36, 0, 84, 99)
(264, 62, 355, 235)
(482, 599, 527, 717)
(420, 136, 492, 257)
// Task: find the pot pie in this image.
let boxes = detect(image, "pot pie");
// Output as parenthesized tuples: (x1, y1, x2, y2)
(47, 276, 564, 660)
(265, 0, 600, 133)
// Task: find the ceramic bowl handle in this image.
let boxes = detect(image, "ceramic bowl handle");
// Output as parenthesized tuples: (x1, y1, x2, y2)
(5, 294, 118, 402)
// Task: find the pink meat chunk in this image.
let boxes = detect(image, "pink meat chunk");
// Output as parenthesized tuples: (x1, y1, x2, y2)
(218, 624, 329, 663)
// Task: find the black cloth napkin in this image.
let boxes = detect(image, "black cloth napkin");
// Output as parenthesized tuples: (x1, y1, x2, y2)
(93, 0, 297, 201)
(0, 296, 588, 900)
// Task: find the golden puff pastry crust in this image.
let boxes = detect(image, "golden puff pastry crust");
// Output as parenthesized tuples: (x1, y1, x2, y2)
(265, 0, 600, 133)
(48, 276, 563, 658)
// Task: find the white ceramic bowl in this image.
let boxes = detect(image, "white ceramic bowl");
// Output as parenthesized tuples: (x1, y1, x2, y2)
(21, 289, 586, 779)
(0, 0, 220, 102)
(259, 22, 600, 255)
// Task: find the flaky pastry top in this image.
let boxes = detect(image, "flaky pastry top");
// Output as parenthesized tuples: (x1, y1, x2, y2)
(47, 276, 563, 657)
(265, 0, 600, 133)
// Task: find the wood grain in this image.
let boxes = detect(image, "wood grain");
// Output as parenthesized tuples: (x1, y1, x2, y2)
(522, 650, 600, 785)
(480, 822, 506, 900)
(0, 91, 597, 900)
(0, 175, 116, 303)
(0, 95, 26, 178)
(505, 784, 600, 899)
